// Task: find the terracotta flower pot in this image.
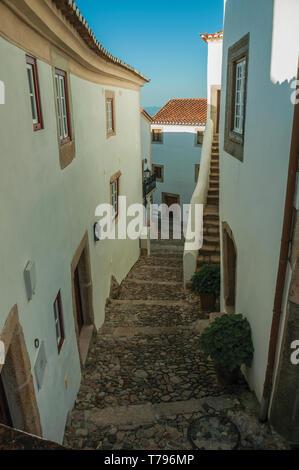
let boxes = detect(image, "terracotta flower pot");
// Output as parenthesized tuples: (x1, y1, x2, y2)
(200, 293, 216, 311)
(214, 364, 240, 386)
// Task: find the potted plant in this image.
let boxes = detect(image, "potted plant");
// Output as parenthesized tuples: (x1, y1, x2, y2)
(199, 314, 254, 385)
(190, 264, 220, 311)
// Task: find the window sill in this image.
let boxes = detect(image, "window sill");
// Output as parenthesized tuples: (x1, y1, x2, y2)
(33, 123, 43, 132)
(59, 139, 75, 169)
(107, 131, 116, 139)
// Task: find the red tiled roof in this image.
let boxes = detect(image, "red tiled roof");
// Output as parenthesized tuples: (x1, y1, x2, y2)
(152, 99, 207, 126)
(200, 30, 223, 43)
(51, 0, 149, 82)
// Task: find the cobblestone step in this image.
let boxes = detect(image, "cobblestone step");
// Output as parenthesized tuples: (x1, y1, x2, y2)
(105, 301, 207, 328)
(119, 280, 185, 300)
(127, 265, 183, 282)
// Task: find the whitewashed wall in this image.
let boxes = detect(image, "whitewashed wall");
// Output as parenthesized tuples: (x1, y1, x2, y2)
(219, 0, 299, 403)
(151, 124, 204, 209)
(207, 39, 223, 108)
(0, 36, 142, 442)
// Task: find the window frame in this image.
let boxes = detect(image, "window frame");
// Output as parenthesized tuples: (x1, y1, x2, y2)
(26, 55, 43, 131)
(53, 290, 65, 354)
(233, 57, 246, 135)
(54, 68, 72, 145)
(195, 131, 204, 146)
(105, 90, 116, 137)
(224, 33, 250, 162)
(153, 164, 164, 182)
(110, 171, 121, 220)
(152, 129, 163, 143)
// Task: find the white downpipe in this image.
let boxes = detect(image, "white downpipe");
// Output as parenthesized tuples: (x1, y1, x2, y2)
(183, 118, 214, 286)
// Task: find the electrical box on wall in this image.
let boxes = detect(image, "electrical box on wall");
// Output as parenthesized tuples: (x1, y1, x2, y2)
(24, 261, 36, 301)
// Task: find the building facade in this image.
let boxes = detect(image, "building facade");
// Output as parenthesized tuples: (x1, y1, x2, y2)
(220, 0, 299, 443)
(0, 0, 148, 443)
(151, 98, 207, 210)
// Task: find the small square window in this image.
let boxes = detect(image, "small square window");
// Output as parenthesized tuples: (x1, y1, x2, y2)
(53, 291, 65, 354)
(153, 164, 164, 182)
(196, 131, 204, 145)
(152, 129, 163, 143)
(26, 55, 43, 131)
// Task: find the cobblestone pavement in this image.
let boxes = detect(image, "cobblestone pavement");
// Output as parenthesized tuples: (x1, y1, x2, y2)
(64, 238, 289, 450)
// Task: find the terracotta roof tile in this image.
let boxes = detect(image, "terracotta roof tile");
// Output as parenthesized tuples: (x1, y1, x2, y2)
(200, 30, 223, 43)
(51, 0, 149, 82)
(152, 98, 207, 126)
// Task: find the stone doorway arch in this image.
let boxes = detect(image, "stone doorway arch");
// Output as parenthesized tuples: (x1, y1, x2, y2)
(0, 305, 42, 436)
(222, 222, 237, 313)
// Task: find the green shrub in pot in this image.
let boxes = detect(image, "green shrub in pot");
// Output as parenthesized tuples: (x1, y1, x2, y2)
(200, 314, 254, 383)
(190, 264, 220, 310)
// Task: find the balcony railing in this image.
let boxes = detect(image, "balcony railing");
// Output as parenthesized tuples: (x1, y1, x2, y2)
(143, 173, 156, 198)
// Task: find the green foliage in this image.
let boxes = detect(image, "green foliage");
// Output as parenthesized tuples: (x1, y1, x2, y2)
(190, 264, 220, 297)
(200, 314, 254, 371)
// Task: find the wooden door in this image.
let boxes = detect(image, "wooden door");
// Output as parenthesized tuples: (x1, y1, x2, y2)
(0, 375, 12, 427)
(74, 266, 84, 334)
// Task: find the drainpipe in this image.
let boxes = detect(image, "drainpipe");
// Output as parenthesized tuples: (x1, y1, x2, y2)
(260, 65, 299, 422)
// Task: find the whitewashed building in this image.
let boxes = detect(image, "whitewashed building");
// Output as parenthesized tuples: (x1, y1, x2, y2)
(151, 99, 207, 210)
(219, 0, 299, 443)
(0, 0, 148, 443)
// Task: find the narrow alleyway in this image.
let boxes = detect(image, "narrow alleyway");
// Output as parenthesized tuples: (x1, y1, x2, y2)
(64, 235, 288, 450)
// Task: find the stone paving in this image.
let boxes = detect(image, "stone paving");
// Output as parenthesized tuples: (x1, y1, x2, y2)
(64, 238, 289, 450)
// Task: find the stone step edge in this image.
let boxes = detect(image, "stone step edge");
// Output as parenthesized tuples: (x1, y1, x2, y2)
(99, 320, 209, 338)
(84, 398, 211, 428)
(108, 299, 199, 307)
(123, 279, 184, 286)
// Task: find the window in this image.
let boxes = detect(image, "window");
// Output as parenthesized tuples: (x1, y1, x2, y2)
(196, 131, 204, 145)
(195, 164, 200, 182)
(153, 164, 164, 182)
(105, 90, 116, 137)
(152, 129, 163, 143)
(233, 58, 246, 134)
(53, 291, 65, 353)
(224, 33, 250, 162)
(110, 171, 121, 219)
(26, 55, 43, 131)
(54, 68, 71, 144)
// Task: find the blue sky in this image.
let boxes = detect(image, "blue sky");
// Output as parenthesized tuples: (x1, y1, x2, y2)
(75, 0, 223, 110)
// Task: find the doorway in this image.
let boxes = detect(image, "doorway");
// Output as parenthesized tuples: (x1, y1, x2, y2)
(0, 374, 12, 427)
(222, 222, 237, 312)
(74, 265, 84, 335)
(0, 305, 41, 435)
(71, 232, 94, 365)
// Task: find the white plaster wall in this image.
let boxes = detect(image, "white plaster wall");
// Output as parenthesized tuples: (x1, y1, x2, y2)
(151, 125, 204, 209)
(207, 40, 223, 106)
(219, 0, 299, 402)
(141, 115, 152, 169)
(0, 36, 142, 442)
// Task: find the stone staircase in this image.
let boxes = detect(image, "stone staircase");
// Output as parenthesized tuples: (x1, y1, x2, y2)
(197, 134, 220, 269)
(63, 236, 231, 450)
